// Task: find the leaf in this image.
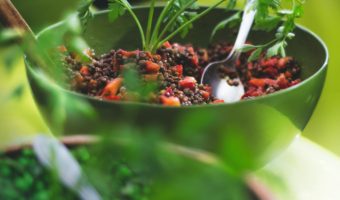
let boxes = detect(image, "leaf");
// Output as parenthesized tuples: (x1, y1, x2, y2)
(254, 15, 281, 31)
(163, 0, 199, 39)
(77, 0, 94, 28)
(108, 0, 126, 22)
(0, 28, 22, 46)
(266, 42, 281, 58)
(2, 46, 22, 72)
(8, 83, 25, 100)
(248, 48, 262, 62)
(226, 0, 237, 9)
(210, 12, 241, 41)
(279, 44, 286, 57)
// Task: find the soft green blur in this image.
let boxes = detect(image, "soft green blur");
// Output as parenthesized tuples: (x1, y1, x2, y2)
(0, 0, 339, 156)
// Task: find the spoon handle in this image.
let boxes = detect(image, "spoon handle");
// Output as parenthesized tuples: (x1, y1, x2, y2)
(0, 0, 34, 36)
(230, 0, 256, 56)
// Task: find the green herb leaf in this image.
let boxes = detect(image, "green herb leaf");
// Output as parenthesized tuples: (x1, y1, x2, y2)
(163, 0, 199, 39)
(248, 47, 262, 62)
(77, 0, 93, 28)
(210, 12, 241, 41)
(266, 42, 281, 58)
(108, 0, 126, 22)
(226, 0, 237, 9)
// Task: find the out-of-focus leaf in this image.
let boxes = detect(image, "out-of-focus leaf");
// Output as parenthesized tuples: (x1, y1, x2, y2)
(2, 46, 22, 73)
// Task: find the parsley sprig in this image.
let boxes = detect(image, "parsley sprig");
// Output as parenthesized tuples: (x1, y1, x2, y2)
(108, 0, 226, 53)
(212, 0, 305, 61)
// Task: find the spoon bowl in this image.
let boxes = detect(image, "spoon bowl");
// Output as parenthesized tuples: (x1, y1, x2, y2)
(201, 0, 256, 103)
(25, 8, 328, 172)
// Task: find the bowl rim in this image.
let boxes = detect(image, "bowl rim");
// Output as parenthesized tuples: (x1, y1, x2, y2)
(27, 7, 329, 109)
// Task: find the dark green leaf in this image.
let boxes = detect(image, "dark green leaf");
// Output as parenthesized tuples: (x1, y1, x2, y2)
(210, 12, 241, 41)
(77, 0, 93, 28)
(248, 48, 262, 62)
(9, 83, 25, 100)
(108, 1, 126, 22)
(226, 0, 237, 9)
(254, 15, 281, 31)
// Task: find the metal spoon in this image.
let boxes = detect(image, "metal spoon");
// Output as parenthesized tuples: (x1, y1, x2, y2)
(201, 0, 256, 103)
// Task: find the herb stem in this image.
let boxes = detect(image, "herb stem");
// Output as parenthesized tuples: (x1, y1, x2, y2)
(156, 0, 197, 47)
(150, 0, 176, 47)
(153, 0, 226, 52)
(118, 0, 146, 49)
(146, 0, 156, 50)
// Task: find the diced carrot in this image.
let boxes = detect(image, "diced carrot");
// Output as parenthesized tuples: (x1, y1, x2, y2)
(101, 78, 123, 98)
(160, 96, 181, 106)
(179, 76, 197, 89)
(121, 50, 138, 58)
(249, 78, 276, 87)
(145, 61, 160, 73)
(80, 66, 90, 76)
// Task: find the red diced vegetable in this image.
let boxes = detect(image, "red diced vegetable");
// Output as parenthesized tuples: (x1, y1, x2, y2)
(160, 96, 181, 106)
(179, 76, 197, 89)
(145, 61, 160, 73)
(80, 66, 90, 76)
(101, 78, 123, 99)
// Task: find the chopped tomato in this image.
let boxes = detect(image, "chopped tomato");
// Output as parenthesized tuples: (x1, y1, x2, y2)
(179, 76, 197, 89)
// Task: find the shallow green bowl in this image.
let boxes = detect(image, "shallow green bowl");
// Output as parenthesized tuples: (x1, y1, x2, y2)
(25, 8, 328, 172)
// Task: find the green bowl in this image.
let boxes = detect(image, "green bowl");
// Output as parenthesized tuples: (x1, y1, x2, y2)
(25, 8, 328, 172)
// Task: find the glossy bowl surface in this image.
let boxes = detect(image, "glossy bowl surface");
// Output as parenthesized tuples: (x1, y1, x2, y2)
(25, 8, 328, 172)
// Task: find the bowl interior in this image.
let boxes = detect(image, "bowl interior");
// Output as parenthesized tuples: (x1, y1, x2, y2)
(79, 9, 327, 81)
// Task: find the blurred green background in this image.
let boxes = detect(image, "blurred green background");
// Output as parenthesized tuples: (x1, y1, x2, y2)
(0, 0, 339, 156)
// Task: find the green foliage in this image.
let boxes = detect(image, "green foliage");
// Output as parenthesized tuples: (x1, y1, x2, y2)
(210, 11, 242, 41)
(108, 0, 227, 52)
(77, 0, 94, 28)
(108, 0, 126, 22)
(211, 0, 305, 59)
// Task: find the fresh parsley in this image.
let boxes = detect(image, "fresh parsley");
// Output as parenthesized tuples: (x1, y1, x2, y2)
(212, 0, 305, 61)
(108, 0, 227, 53)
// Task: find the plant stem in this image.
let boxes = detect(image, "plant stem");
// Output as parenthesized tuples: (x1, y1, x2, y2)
(150, 0, 176, 47)
(156, 0, 197, 46)
(152, 0, 226, 52)
(145, 0, 156, 50)
(119, 0, 146, 50)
